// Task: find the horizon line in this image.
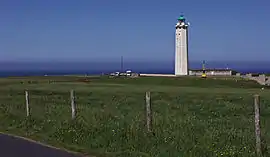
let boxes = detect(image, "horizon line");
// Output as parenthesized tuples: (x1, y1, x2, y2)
(0, 60, 270, 63)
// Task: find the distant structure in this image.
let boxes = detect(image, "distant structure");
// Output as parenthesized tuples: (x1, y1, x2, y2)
(189, 60, 235, 76)
(189, 69, 235, 76)
(174, 15, 235, 77)
(112, 15, 237, 78)
(175, 15, 189, 76)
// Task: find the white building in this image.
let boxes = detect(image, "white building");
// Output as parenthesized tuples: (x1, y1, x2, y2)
(175, 15, 189, 76)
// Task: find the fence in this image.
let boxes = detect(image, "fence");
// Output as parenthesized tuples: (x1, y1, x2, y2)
(24, 89, 153, 132)
(0, 89, 266, 156)
(21, 90, 265, 156)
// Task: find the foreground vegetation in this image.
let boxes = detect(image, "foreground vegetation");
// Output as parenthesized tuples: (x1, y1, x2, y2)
(0, 76, 270, 157)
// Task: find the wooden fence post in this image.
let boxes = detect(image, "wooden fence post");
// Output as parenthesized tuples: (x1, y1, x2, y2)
(70, 90, 76, 120)
(25, 90, 30, 117)
(254, 94, 262, 156)
(145, 91, 152, 132)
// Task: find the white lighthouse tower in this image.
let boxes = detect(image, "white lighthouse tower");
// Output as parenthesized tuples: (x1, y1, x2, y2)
(175, 15, 189, 76)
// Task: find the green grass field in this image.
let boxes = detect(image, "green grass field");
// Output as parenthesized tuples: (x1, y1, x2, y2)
(0, 76, 270, 157)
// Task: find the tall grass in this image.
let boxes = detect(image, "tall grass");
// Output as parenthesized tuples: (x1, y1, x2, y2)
(0, 76, 269, 157)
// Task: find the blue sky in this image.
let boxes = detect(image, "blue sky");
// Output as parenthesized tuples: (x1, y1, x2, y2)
(0, 0, 269, 62)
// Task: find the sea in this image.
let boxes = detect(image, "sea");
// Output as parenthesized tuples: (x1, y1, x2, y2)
(0, 61, 269, 77)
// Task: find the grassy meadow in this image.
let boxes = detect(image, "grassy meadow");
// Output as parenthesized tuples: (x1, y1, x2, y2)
(0, 76, 270, 157)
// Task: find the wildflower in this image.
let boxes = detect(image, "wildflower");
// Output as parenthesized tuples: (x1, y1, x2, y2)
(112, 129, 116, 135)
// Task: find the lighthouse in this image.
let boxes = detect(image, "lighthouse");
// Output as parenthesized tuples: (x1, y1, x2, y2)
(175, 15, 189, 76)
